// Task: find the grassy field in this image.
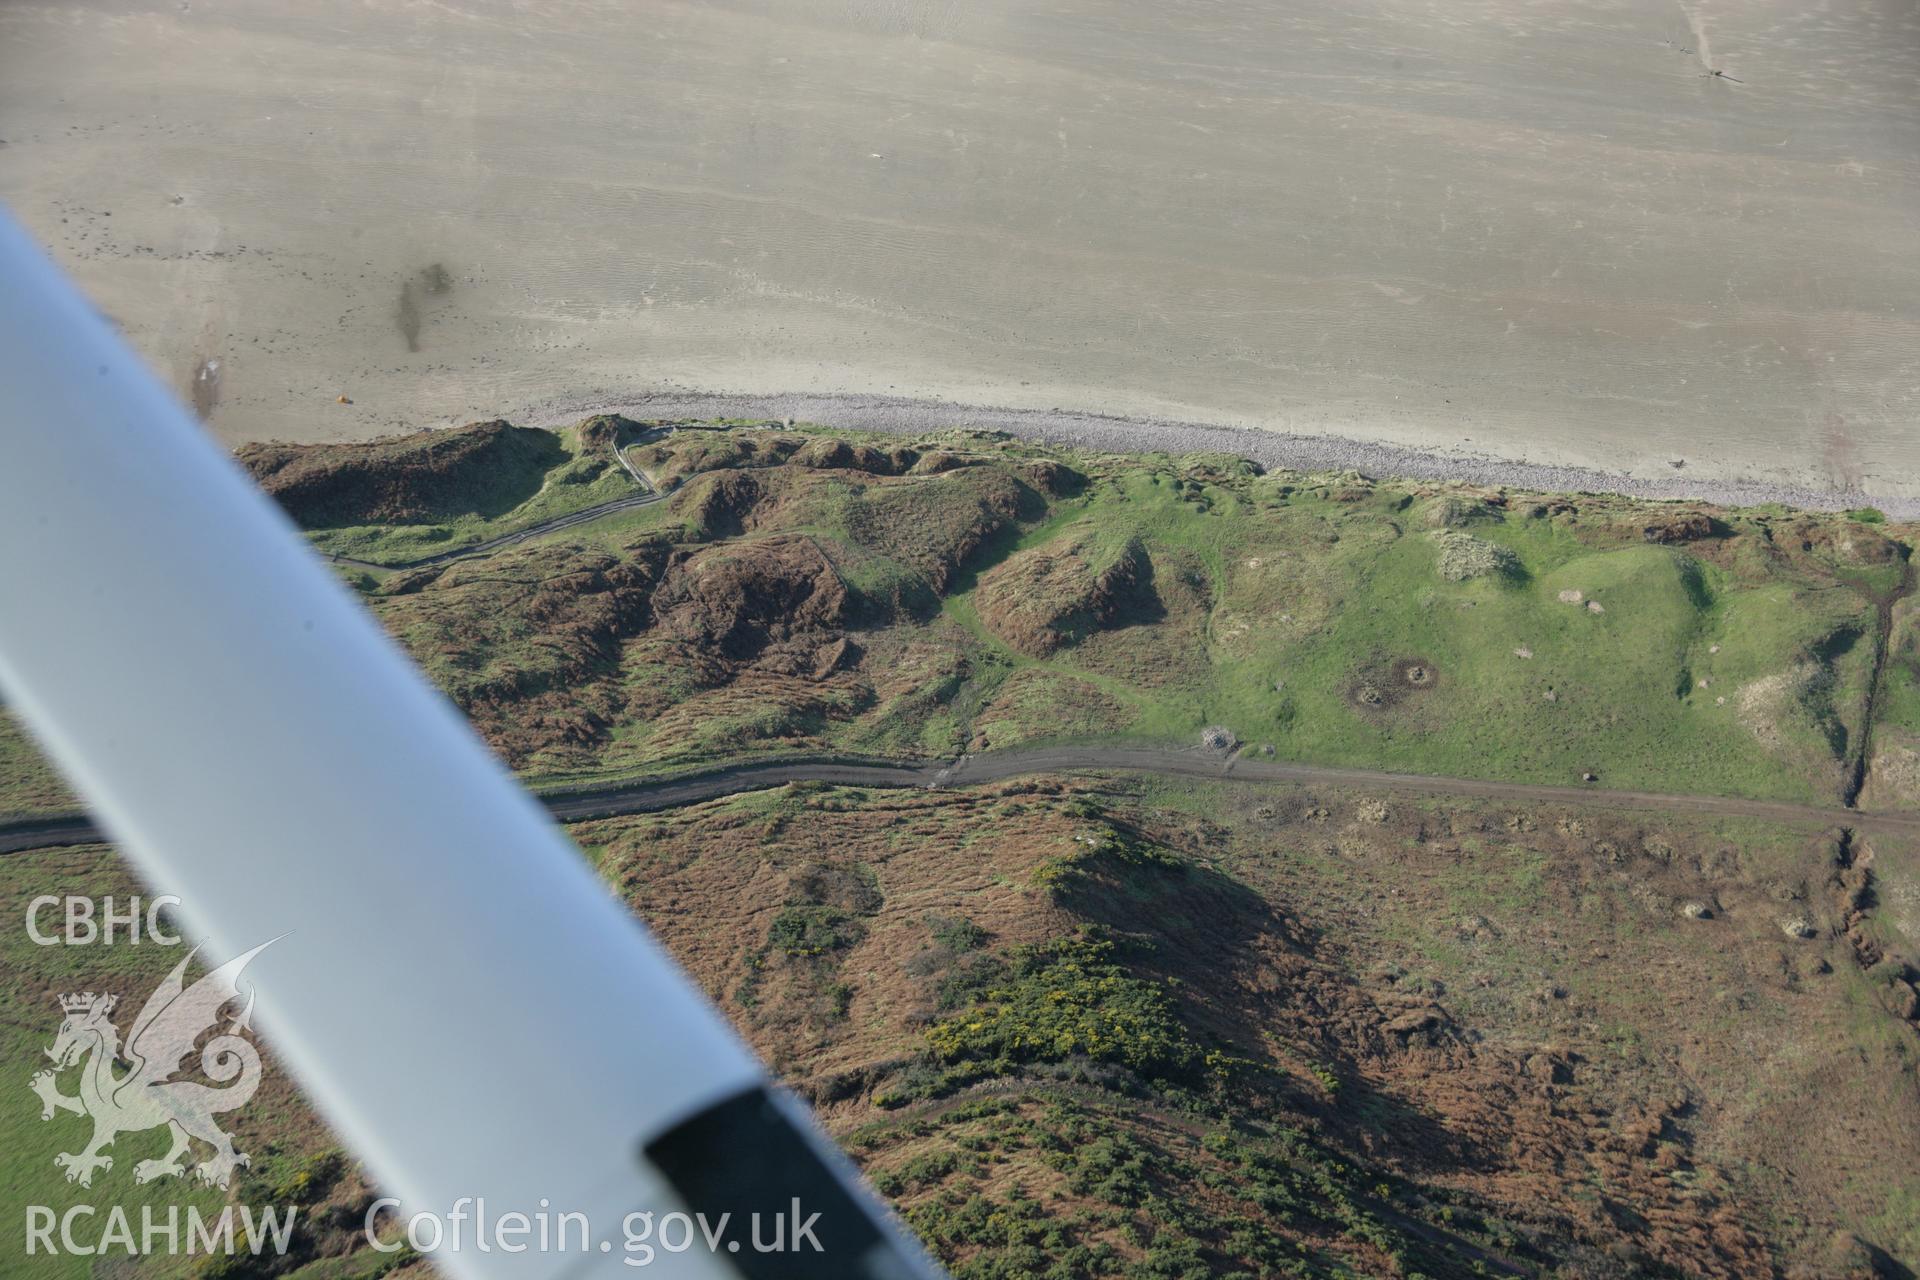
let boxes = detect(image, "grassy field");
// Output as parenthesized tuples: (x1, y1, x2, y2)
(5, 423, 1910, 815)
(0, 711, 77, 819)
(328, 422, 1910, 807)
(928, 462, 1888, 802)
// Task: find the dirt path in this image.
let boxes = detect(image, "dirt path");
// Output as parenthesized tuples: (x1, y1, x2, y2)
(325, 490, 665, 572)
(9, 745, 1916, 857)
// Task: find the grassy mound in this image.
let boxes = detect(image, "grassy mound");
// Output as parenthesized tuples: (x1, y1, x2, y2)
(1865, 595, 1920, 808)
(240, 419, 568, 527)
(244, 417, 647, 565)
(973, 529, 1152, 656)
(1427, 528, 1520, 582)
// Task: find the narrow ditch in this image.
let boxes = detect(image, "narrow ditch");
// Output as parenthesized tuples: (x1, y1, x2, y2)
(1843, 544, 1916, 808)
(1830, 825, 1920, 1025)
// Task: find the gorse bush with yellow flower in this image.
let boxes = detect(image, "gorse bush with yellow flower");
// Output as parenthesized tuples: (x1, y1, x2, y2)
(925, 934, 1202, 1086)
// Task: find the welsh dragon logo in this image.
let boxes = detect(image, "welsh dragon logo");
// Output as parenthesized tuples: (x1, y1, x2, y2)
(30, 941, 273, 1189)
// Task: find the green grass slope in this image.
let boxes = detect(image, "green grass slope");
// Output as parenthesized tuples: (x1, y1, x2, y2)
(319, 424, 1911, 805)
(241, 416, 647, 566)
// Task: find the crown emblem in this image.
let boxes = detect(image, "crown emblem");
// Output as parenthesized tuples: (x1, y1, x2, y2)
(58, 992, 116, 1016)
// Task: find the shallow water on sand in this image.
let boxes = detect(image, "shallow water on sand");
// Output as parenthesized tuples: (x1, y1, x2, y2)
(1, 0, 1915, 495)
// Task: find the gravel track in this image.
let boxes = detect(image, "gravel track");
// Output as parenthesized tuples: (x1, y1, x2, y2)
(9, 745, 1914, 857)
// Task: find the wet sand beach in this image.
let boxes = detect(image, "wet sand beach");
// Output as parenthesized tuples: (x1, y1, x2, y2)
(1, 0, 1915, 497)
